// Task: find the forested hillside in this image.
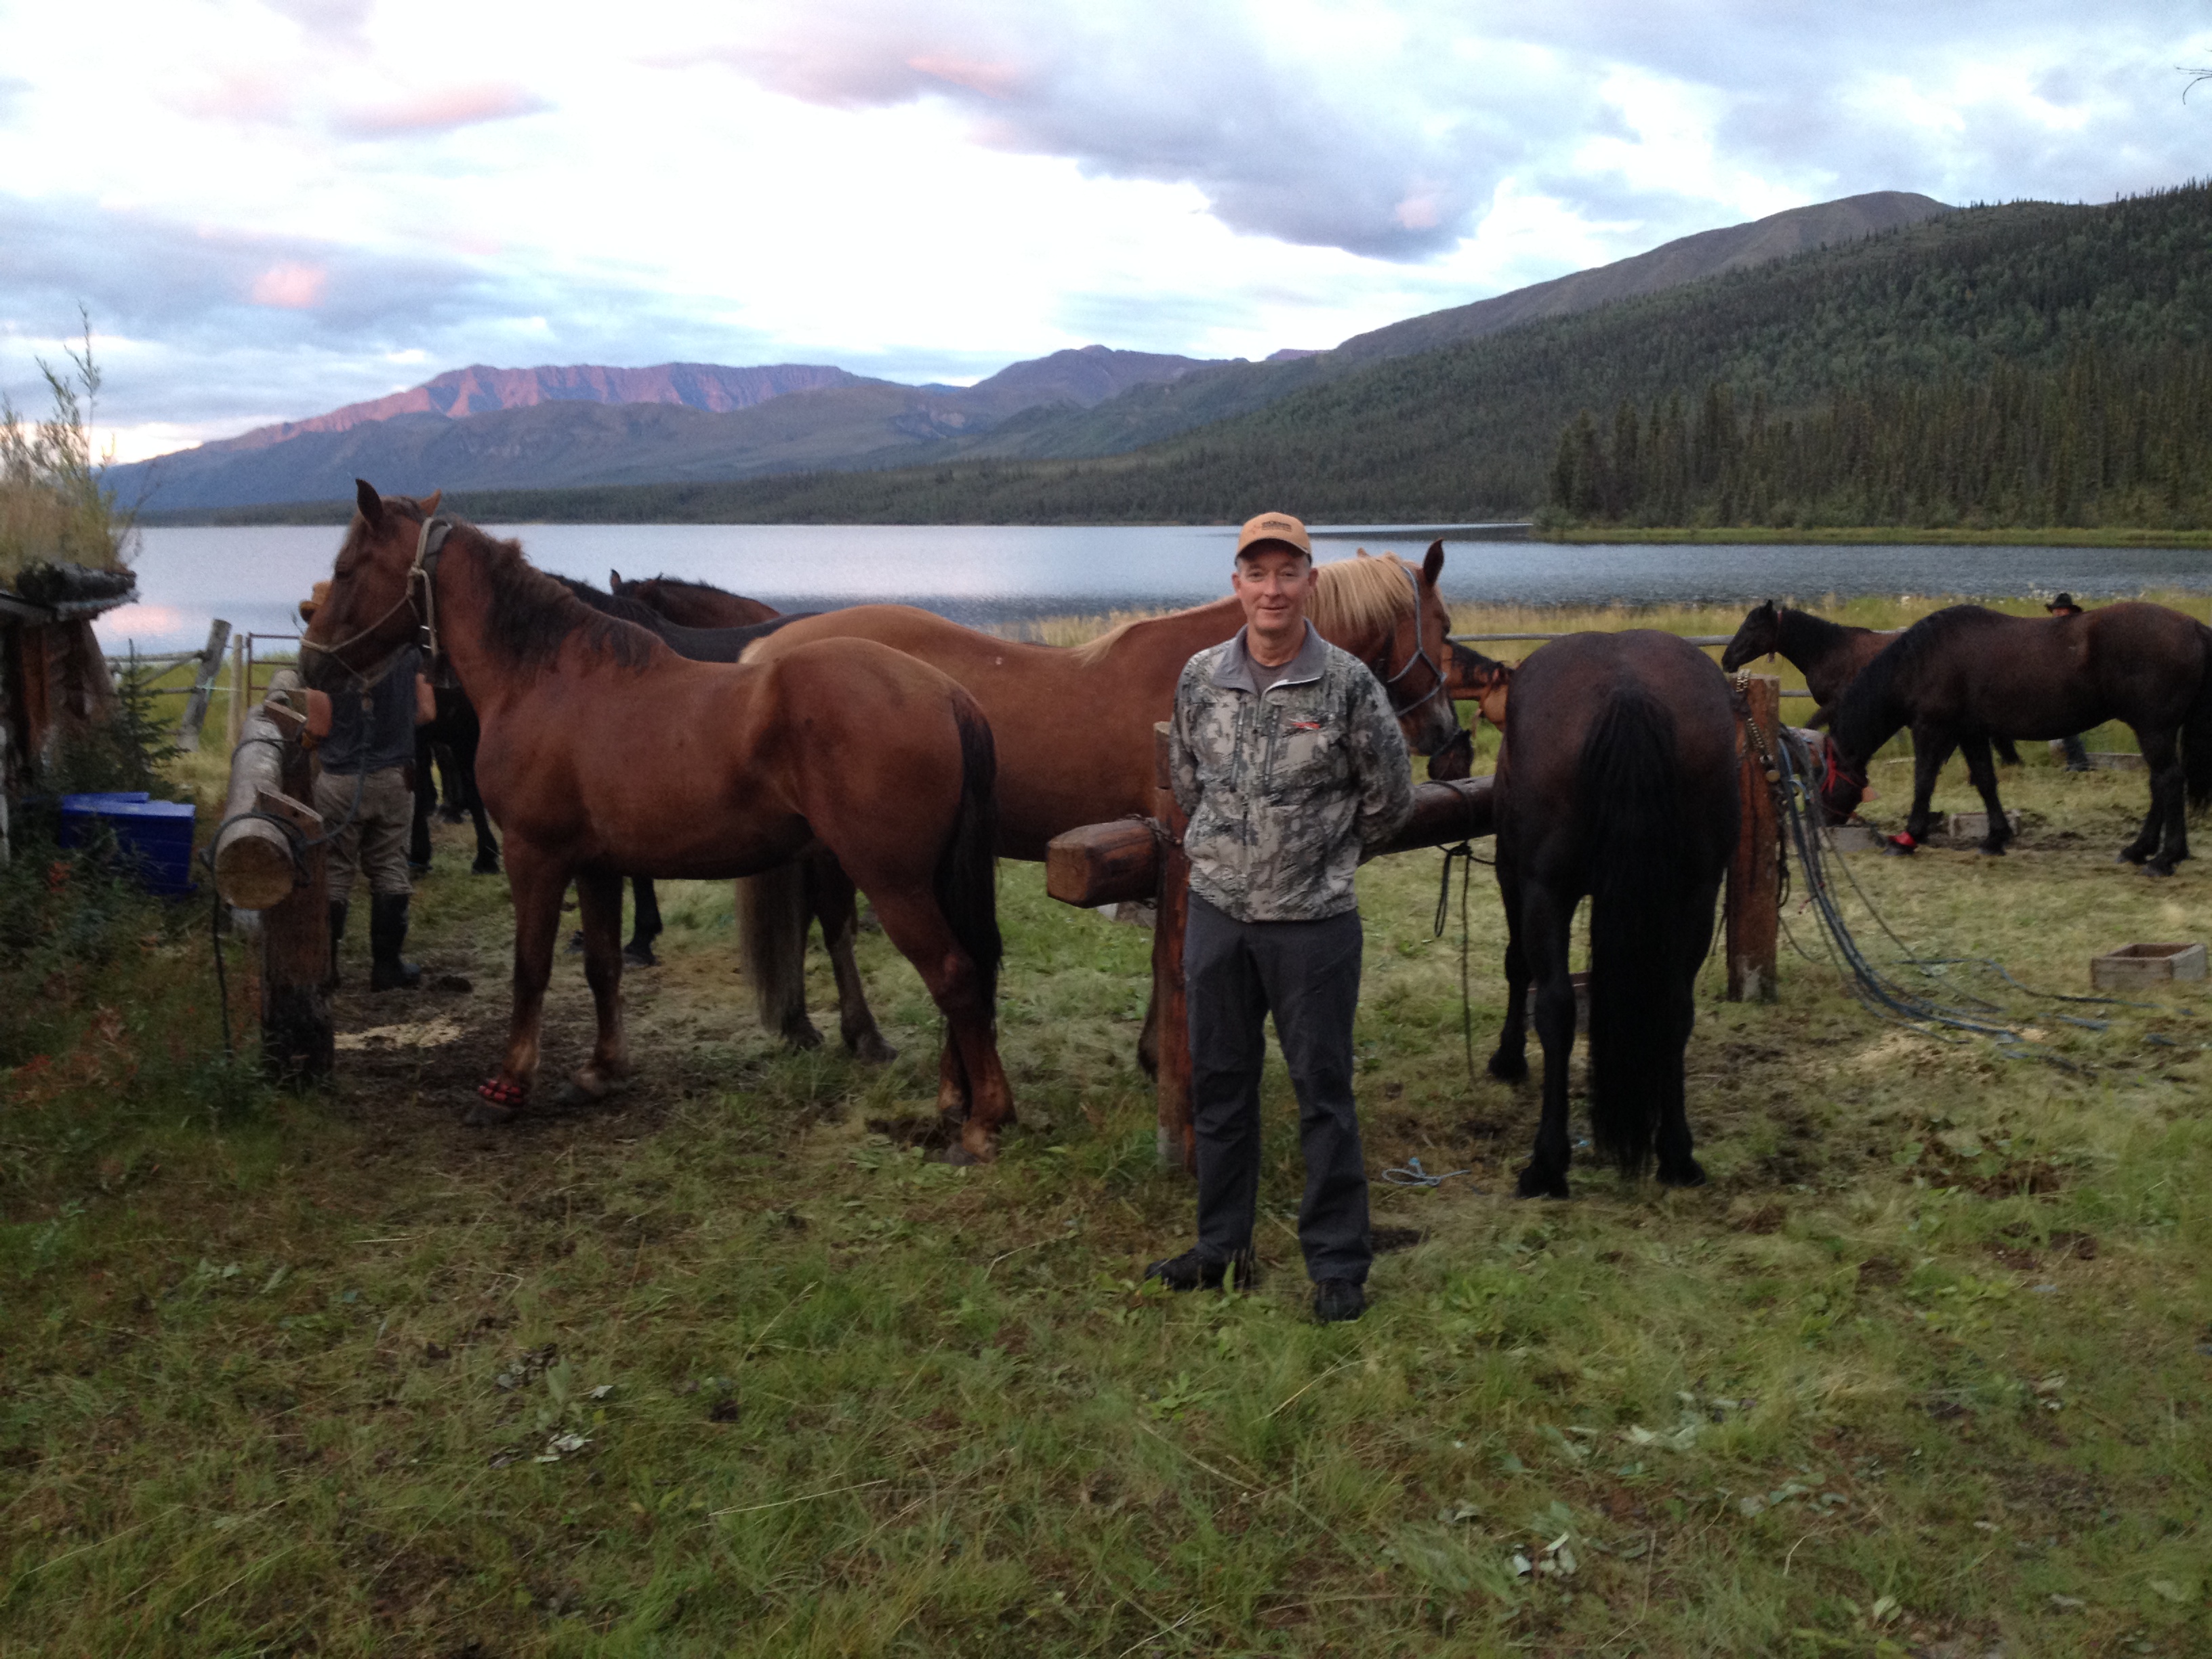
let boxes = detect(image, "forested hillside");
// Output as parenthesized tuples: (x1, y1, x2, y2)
(195, 185, 2212, 527)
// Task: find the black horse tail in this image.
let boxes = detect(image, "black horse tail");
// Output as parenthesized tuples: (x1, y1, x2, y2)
(1581, 689, 1691, 1177)
(934, 693, 1003, 1009)
(737, 865, 815, 1044)
(2185, 623, 2212, 812)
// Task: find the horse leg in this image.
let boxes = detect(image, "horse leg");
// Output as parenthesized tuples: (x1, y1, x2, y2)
(866, 890, 1012, 1163)
(434, 741, 466, 821)
(808, 852, 895, 1062)
(453, 726, 499, 874)
(1654, 872, 1721, 1188)
(626, 876, 662, 966)
(2132, 728, 2186, 875)
(470, 842, 565, 1125)
(1515, 882, 1578, 1200)
(1992, 735, 2022, 766)
(408, 732, 435, 869)
(1887, 725, 1954, 853)
(1487, 864, 1531, 1082)
(1958, 736, 2011, 855)
(569, 867, 631, 1099)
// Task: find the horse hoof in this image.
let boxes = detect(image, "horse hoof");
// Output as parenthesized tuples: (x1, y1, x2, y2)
(466, 1077, 525, 1126)
(1881, 839, 1916, 857)
(1486, 1051, 1529, 1083)
(1978, 843, 2007, 857)
(781, 1025, 824, 1053)
(2116, 848, 2148, 865)
(1659, 1158, 1708, 1189)
(472, 856, 501, 876)
(2141, 861, 2176, 879)
(462, 1101, 514, 1127)
(1515, 1164, 1570, 1200)
(623, 943, 658, 967)
(847, 1034, 898, 1065)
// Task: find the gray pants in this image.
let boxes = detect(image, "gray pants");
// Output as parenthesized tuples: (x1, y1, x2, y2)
(314, 765, 414, 903)
(1185, 894, 1372, 1284)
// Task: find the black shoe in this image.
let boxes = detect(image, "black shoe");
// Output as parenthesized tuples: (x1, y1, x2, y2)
(1143, 1247, 1256, 1292)
(368, 893, 423, 992)
(1313, 1279, 1366, 1324)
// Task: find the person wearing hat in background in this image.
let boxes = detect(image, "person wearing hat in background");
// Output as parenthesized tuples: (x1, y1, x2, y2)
(2047, 594, 2093, 773)
(1146, 511, 1414, 1324)
(298, 582, 436, 989)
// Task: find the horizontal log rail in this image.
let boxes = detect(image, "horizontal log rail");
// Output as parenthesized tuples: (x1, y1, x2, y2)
(1046, 775, 1496, 911)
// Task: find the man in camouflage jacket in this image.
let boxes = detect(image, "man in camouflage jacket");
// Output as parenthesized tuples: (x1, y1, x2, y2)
(1148, 511, 1413, 1323)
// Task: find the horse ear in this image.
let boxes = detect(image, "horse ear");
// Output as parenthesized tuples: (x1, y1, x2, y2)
(609, 569, 623, 589)
(354, 479, 383, 525)
(421, 489, 443, 514)
(1422, 539, 1445, 587)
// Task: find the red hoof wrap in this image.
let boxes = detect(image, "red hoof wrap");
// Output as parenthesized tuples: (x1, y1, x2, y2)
(476, 1077, 527, 1107)
(1888, 833, 1917, 851)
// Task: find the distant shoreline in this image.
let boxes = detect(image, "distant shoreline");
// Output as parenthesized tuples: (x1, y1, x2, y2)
(1541, 525, 2212, 548)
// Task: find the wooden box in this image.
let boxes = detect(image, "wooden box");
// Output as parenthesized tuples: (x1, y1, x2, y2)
(1826, 823, 1885, 853)
(2091, 943, 2207, 991)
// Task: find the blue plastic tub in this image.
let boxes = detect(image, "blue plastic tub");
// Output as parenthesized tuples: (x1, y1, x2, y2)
(59, 794, 199, 896)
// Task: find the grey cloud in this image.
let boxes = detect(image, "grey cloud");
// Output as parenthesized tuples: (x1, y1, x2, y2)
(331, 83, 552, 139)
(693, 0, 2211, 262)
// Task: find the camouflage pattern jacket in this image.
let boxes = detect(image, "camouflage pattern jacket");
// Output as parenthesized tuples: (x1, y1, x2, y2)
(1170, 623, 1414, 922)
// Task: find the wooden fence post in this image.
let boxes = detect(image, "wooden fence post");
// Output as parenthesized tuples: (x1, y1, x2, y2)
(213, 668, 332, 1084)
(1151, 721, 1195, 1172)
(224, 632, 247, 755)
(174, 619, 230, 752)
(1727, 673, 1782, 1002)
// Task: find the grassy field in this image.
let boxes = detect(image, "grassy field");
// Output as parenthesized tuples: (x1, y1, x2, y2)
(3, 607, 2209, 1656)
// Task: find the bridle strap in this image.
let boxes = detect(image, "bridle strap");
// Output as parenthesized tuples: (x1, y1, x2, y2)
(298, 514, 453, 687)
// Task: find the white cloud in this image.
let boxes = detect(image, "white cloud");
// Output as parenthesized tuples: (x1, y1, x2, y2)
(0, 0, 2205, 451)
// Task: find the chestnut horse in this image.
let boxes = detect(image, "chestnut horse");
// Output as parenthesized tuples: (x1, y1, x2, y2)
(630, 546, 1463, 1063)
(304, 483, 1015, 1158)
(1485, 632, 1738, 1198)
(1817, 602, 2212, 874)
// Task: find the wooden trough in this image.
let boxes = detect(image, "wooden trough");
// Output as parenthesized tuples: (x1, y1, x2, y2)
(2090, 943, 2207, 991)
(1046, 682, 1783, 1170)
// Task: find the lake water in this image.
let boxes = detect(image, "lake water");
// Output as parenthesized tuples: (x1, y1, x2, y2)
(96, 523, 2212, 653)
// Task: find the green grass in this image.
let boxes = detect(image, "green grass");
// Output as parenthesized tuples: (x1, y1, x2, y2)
(4, 634, 2210, 1655)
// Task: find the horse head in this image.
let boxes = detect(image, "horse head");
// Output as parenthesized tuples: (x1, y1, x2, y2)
(1326, 540, 1460, 757)
(1448, 642, 1513, 731)
(1816, 739, 1868, 822)
(302, 478, 443, 685)
(1719, 600, 1780, 672)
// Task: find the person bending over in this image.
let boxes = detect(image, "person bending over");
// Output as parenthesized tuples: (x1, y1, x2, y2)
(1146, 511, 1414, 1324)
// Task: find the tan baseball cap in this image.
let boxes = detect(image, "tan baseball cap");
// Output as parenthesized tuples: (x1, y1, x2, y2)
(1235, 510, 1312, 561)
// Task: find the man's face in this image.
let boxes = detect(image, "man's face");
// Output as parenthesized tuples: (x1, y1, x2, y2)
(1231, 546, 1316, 634)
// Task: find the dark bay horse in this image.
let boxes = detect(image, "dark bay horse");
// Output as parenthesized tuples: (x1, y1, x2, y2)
(611, 572, 780, 630)
(1721, 600, 2018, 762)
(1485, 632, 1738, 1198)
(650, 546, 1463, 1068)
(408, 680, 501, 875)
(304, 483, 1015, 1158)
(1816, 603, 2212, 874)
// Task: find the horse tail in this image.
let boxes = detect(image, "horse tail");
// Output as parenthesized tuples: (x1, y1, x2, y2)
(933, 692, 1002, 1008)
(1581, 689, 1694, 1177)
(2185, 623, 2212, 812)
(737, 865, 813, 1041)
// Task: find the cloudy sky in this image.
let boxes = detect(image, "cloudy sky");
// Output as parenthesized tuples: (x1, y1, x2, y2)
(3, 0, 2207, 461)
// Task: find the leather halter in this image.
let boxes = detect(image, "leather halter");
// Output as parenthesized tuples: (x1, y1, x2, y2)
(299, 514, 453, 684)
(1369, 560, 1457, 724)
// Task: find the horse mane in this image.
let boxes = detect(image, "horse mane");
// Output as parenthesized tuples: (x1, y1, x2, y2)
(1828, 603, 1998, 755)
(1778, 606, 1856, 653)
(631, 571, 742, 600)
(554, 573, 672, 633)
(1066, 551, 1416, 668)
(446, 522, 657, 671)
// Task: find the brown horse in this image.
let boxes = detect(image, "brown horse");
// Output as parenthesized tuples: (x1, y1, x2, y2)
(1816, 602, 2212, 874)
(1484, 632, 1739, 1198)
(1720, 600, 2022, 766)
(643, 545, 1462, 1060)
(610, 571, 779, 629)
(304, 483, 1015, 1158)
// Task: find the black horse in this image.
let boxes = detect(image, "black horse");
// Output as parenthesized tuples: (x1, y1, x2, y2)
(1486, 632, 1739, 1198)
(1720, 600, 2020, 764)
(1816, 603, 2212, 875)
(408, 675, 501, 876)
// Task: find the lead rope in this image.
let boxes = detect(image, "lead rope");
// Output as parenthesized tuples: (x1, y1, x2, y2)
(1432, 839, 1488, 1090)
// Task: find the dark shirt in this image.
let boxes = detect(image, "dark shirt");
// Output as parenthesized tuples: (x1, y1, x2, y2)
(320, 645, 422, 775)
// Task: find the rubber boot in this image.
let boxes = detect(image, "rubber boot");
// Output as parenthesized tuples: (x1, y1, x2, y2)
(328, 899, 348, 988)
(369, 893, 423, 991)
